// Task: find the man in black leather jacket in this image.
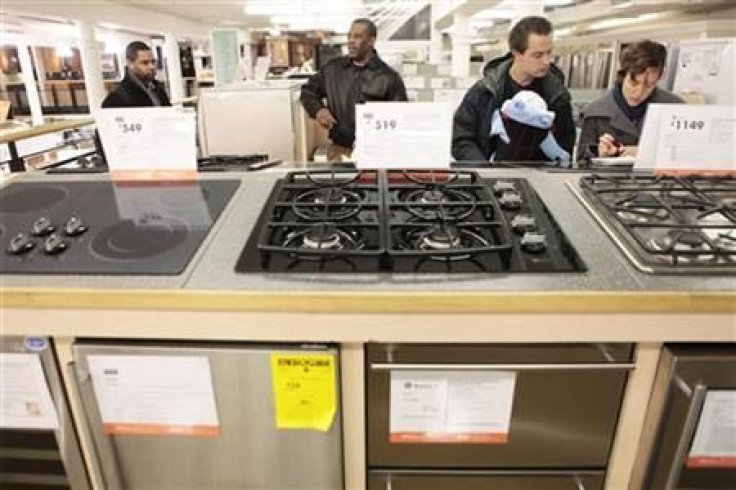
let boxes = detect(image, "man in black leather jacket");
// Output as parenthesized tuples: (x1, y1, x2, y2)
(452, 16, 575, 163)
(300, 18, 407, 161)
(102, 41, 171, 108)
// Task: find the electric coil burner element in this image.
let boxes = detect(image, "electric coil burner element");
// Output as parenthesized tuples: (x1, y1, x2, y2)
(236, 170, 585, 274)
(574, 174, 736, 274)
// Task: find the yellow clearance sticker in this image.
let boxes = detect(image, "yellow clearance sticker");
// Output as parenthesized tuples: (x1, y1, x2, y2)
(270, 353, 337, 431)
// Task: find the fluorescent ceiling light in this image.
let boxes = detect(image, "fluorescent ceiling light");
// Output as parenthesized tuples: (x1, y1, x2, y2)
(587, 12, 661, 30)
(470, 20, 494, 29)
(472, 8, 515, 20)
(613, 1, 634, 9)
(554, 27, 574, 38)
(244, 0, 364, 16)
(271, 14, 357, 32)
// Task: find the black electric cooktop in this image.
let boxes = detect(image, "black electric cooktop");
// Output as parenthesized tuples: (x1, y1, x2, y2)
(236, 170, 585, 273)
(0, 179, 239, 275)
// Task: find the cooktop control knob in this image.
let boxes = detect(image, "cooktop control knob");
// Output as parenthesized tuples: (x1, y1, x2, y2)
(511, 214, 537, 234)
(7, 234, 35, 255)
(63, 217, 88, 236)
(31, 217, 55, 237)
(499, 191, 523, 211)
(521, 232, 547, 253)
(493, 180, 516, 196)
(43, 234, 68, 255)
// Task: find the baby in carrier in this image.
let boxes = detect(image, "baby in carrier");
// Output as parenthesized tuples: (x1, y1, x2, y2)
(489, 90, 570, 165)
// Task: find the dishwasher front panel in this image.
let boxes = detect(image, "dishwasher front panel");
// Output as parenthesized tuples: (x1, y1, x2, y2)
(72, 341, 343, 490)
(644, 344, 736, 490)
(367, 343, 632, 469)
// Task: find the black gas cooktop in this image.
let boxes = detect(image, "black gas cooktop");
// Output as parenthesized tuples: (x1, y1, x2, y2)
(236, 170, 585, 273)
(575, 174, 736, 274)
(0, 179, 239, 275)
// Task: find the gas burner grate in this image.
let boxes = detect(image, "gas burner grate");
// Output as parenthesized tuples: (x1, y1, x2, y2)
(578, 174, 736, 273)
(235, 170, 585, 273)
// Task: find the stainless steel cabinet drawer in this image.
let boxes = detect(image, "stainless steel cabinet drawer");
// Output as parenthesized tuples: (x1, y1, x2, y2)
(367, 343, 632, 468)
(368, 471, 605, 490)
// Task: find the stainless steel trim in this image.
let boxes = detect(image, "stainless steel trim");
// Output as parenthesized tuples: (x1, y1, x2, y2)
(39, 341, 91, 490)
(595, 343, 616, 363)
(0, 472, 72, 486)
(370, 363, 635, 371)
(567, 181, 736, 275)
(67, 361, 123, 490)
(370, 469, 605, 476)
(674, 374, 693, 398)
(665, 383, 707, 490)
(386, 473, 392, 490)
(0, 447, 61, 460)
(574, 474, 586, 490)
(567, 182, 655, 274)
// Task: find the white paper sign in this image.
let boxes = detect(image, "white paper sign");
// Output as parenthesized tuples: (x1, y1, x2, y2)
(355, 102, 452, 169)
(636, 104, 736, 172)
(0, 353, 59, 430)
(688, 390, 736, 468)
(88, 355, 220, 436)
(97, 107, 197, 173)
(390, 370, 516, 443)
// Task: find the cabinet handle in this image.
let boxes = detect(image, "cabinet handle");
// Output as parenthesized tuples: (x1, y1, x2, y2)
(370, 362, 634, 371)
(374, 470, 598, 488)
(665, 381, 707, 490)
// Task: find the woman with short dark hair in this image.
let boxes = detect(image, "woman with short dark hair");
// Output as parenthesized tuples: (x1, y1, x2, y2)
(577, 40, 683, 164)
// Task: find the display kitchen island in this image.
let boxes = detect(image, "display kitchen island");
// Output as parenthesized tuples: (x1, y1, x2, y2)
(2, 168, 734, 490)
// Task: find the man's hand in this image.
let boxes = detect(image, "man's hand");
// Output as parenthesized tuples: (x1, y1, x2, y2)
(598, 133, 622, 157)
(315, 108, 337, 130)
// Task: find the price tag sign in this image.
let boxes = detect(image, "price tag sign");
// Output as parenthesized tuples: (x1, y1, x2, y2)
(636, 104, 736, 174)
(97, 107, 197, 177)
(355, 102, 452, 169)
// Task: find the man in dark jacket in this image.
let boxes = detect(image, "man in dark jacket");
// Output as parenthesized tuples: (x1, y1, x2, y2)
(300, 18, 407, 161)
(102, 41, 171, 108)
(452, 16, 575, 163)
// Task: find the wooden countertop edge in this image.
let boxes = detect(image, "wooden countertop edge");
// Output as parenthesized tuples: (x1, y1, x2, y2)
(0, 118, 95, 144)
(2, 289, 735, 314)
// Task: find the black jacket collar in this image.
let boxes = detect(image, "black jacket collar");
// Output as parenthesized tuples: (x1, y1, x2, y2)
(342, 50, 383, 71)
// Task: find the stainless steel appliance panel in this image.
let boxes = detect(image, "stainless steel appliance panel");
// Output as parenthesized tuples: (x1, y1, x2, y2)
(0, 337, 90, 490)
(73, 341, 342, 490)
(367, 343, 632, 468)
(644, 344, 736, 490)
(368, 471, 605, 490)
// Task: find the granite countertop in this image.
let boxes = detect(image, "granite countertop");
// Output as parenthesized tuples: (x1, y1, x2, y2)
(2, 168, 734, 294)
